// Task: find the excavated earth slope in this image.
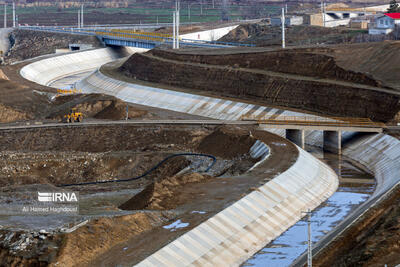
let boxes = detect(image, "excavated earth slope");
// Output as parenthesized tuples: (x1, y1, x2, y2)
(118, 46, 400, 122)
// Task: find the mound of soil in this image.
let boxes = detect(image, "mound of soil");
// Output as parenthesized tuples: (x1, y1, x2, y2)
(0, 103, 30, 123)
(54, 212, 171, 267)
(0, 78, 49, 122)
(48, 94, 148, 121)
(119, 172, 211, 211)
(197, 126, 256, 159)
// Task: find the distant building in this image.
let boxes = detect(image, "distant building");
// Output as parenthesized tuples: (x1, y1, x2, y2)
(271, 15, 303, 26)
(369, 13, 400, 35)
(308, 12, 362, 27)
(350, 16, 372, 29)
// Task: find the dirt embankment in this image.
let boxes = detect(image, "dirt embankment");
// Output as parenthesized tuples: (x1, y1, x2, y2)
(118, 49, 400, 122)
(333, 41, 400, 91)
(0, 75, 150, 123)
(4, 29, 103, 64)
(197, 126, 256, 159)
(119, 126, 257, 211)
(150, 48, 380, 87)
(0, 78, 49, 122)
(0, 125, 258, 188)
(52, 212, 171, 267)
(314, 185, 400, 267)
(119, 172, 212, 211)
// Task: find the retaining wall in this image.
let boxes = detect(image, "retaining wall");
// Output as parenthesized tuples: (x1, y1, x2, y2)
(343, 133, 400, 196)
(136, 146, 338, 266)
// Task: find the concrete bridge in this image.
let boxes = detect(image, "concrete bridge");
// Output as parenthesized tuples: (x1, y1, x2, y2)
(245, 117, 385, 154)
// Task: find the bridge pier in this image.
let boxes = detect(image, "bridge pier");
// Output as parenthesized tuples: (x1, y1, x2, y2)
(323, 131, 342, 154)
(286, 129, 305, 149)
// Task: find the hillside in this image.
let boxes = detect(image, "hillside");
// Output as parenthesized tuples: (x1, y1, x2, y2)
(116, 42, 400, 122)
(219, 24, 398, 47)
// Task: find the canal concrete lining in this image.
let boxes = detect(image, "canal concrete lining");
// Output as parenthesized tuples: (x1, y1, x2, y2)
(19, 47, 147, 86)
(18, 25, 238, 87)
(343, 133, 400, 197)
(135, 146, 338, 266)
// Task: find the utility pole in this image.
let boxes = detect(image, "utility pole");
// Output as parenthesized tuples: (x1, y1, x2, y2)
(303, 209, 313, 267)
(321, 0, 325, 27)
(176, 1, 179, 49)
(173, 10, 176, 49)
(12, 1, 15, 28)
(281, 8, 285, 49)
(78, 8, 80, 28)
(4, 4, 6, 28)
(81, 4, 84, 28)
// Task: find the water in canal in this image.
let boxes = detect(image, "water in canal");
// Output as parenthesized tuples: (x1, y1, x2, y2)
(243, 147, 375, 267)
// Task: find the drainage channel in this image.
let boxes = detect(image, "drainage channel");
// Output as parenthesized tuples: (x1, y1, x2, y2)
(243, 147, 375, 267)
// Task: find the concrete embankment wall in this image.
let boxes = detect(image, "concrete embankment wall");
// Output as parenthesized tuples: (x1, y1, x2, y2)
(136, 146, 338, 266)
(344, 133, 400, 197)
(19, 47, 147, 86)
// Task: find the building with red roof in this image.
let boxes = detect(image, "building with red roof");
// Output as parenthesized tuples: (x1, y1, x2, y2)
(369, 13, 400, 35)
(384, 13, 400, 20)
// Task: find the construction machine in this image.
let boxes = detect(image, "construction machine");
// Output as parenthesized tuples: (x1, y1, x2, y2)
(63, 108, 83, 123)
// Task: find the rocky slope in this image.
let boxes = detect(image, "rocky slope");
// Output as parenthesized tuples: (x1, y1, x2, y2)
(4, 29, 103, 64)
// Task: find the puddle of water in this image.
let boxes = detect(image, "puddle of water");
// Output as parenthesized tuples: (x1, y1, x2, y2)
(243, 149, 375, 267)
(163, 219, 190, 231)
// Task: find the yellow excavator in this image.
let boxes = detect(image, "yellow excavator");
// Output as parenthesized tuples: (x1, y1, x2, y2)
(63, 108, 83, 123)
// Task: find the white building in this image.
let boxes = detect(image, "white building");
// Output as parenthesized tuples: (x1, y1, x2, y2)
(369, 13, 400, 35)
